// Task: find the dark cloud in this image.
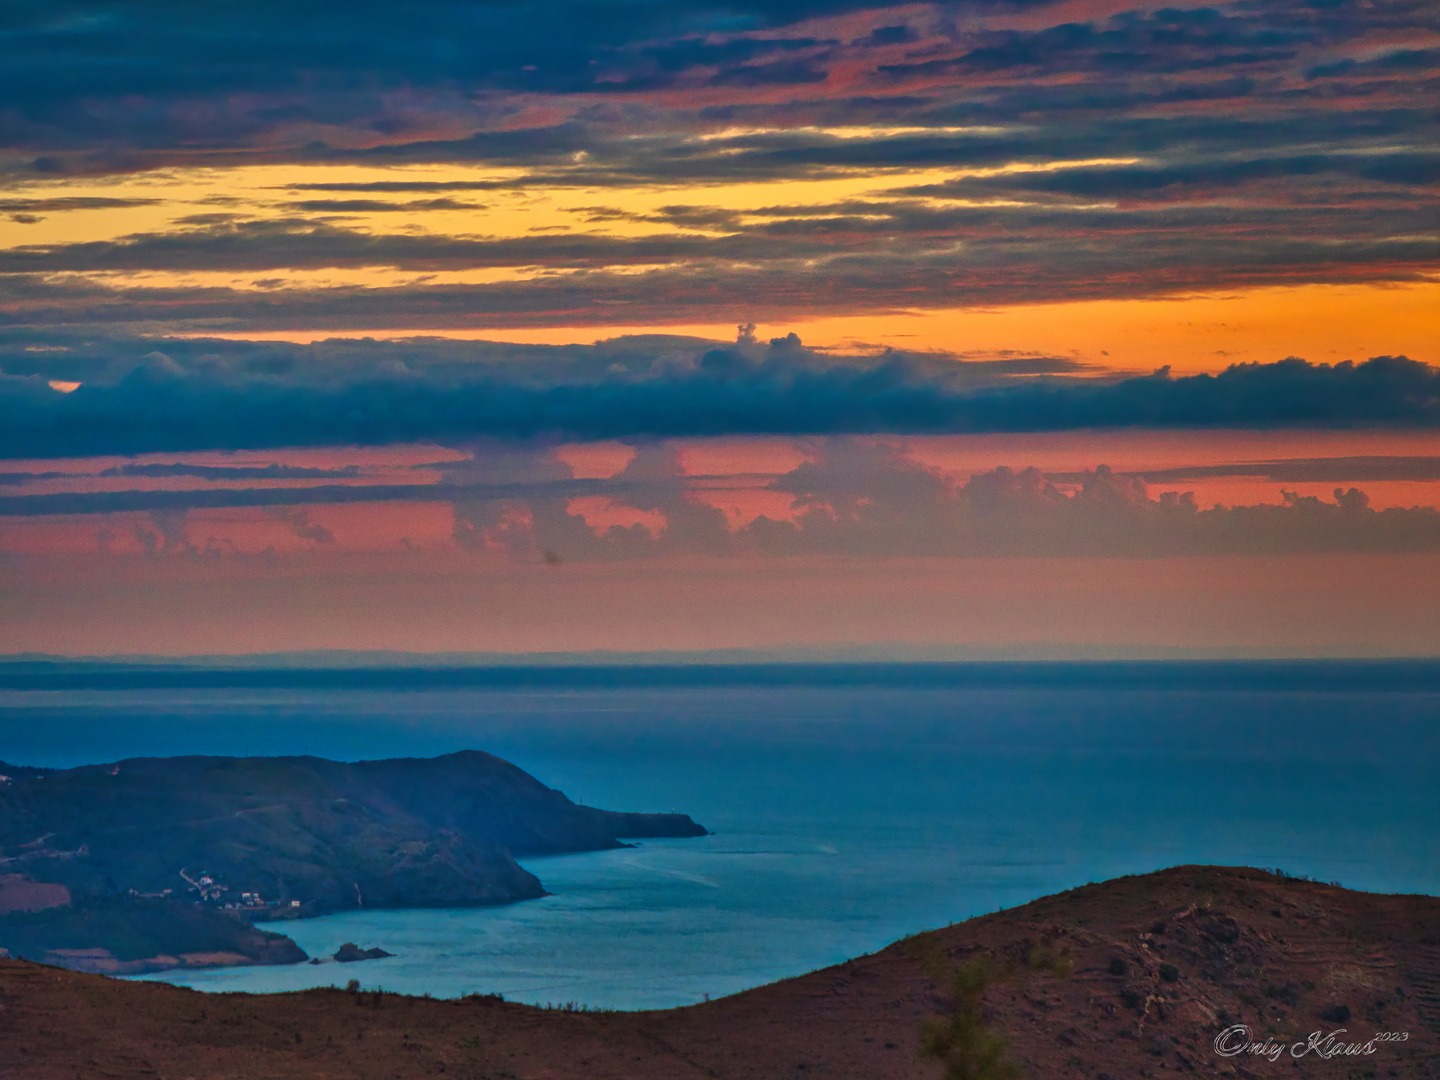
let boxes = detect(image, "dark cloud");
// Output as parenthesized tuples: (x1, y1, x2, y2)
(0, 252, 1428, 333)
(268, 506, 337, 545)
(98, 462, 366, 481)
(0, 469, 69, 486)
(0, 197, 162, 212)
(942, 356, 1089, 376)
(0, 469, 672, 516)
(877, 8, 1308, 80)
(0, 1, 899, 173)
(1308, 47, 1440, 79)
(741, 456, 1440, 557)
(0, 332, 1436, 458)
(287, 198, 486, 212)
(706, 58, 831, 87)
(853, 24, 919, 47)
(279, 182, 513, 193)
(1105, 457, 1440, 485)
(585, 35, 834, 93)
(0, 218, 755, 273)
(0, 0, 1432, 181)
(934, 152, 1440, 201)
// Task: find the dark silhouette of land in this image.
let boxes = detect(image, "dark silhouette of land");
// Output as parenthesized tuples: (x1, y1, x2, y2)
(0, 751, 706, 971)
(1, 866, 1436, 1078)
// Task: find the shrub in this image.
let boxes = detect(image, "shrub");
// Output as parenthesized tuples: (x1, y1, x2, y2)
(1264, 982, 1299, 1007)
(920, 958, 1024, 1080)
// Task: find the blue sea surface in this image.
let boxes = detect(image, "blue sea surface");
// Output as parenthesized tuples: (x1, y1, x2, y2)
(1, 664, 1436, 1009)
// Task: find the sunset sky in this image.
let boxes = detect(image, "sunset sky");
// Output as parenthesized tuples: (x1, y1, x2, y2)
(1, 0, 1437, 657)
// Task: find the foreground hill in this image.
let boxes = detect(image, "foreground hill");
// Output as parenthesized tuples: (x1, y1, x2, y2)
(0, 751, 706, 970)
(1, 866, 1435, 1078)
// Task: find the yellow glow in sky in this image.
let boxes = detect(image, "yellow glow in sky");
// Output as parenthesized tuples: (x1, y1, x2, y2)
(207, 279, 1439, 375)
(3, 161, 1436, 374)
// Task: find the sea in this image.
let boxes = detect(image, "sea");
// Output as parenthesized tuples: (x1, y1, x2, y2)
(1, 662, 1437, 1010)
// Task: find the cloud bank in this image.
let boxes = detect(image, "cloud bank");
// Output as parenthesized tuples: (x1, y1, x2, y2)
(1, 332, 1436, 457)
(4, 438, 1438, 561)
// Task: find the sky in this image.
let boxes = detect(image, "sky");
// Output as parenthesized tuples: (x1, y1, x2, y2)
(0, 0, 1437, 657)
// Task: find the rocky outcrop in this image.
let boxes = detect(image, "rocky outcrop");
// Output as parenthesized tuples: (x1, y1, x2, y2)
(333, 942, 393, 962)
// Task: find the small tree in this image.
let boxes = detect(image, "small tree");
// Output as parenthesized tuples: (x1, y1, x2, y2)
(919, 958, 1023, 1080)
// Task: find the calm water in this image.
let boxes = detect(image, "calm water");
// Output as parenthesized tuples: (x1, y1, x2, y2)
(1, 665, 1436, 1009)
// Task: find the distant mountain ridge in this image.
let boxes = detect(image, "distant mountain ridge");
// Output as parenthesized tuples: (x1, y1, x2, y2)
(0, 751, 707, 971)
(4, 658, 1440, 695)
(7, 645, 1440, 669)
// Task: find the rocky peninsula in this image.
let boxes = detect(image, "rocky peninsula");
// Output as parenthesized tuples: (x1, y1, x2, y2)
(0, 751, 707, 972)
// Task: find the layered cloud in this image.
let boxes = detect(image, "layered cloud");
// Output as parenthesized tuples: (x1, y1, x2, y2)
(4, 0, 1435, 171)
(0, 0, 1432, 337)
(1, 331, 1436, 458)
(2, 190, 1433, 332)
(4, 436, 1439, 562)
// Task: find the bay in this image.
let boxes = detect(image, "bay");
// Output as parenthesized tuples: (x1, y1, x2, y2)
(1, 665, 1436, 1009)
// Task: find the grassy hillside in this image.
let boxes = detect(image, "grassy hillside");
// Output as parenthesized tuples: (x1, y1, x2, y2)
(0, 866, 1435, 1078)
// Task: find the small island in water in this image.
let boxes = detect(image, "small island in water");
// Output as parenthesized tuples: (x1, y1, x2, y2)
(0, 750, 707, 974)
